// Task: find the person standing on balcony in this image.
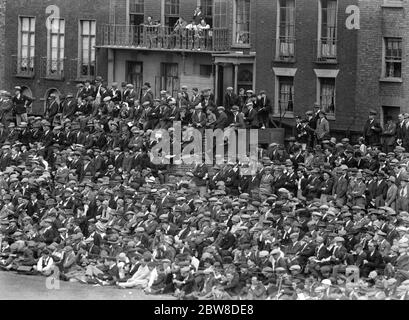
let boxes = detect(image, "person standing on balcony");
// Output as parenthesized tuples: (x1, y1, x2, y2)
(193, 6, 204, 25)
(12, 86, 33, 126)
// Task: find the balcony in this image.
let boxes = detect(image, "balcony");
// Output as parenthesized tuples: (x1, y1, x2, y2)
(12, 55, 35, 78)
(314, 38, 338, 64)
(274, 37, 296, 63)
(97, 24, 230, 53)
(40, 57, 65, 80)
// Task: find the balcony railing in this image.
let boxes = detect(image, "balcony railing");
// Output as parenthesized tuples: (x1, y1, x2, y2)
(12, 55, 35, 77)
(40, 57, 65, 80)
(98, 24, 230, 52)
(274, 36, 296, 62)
(315, 38, 338, 63)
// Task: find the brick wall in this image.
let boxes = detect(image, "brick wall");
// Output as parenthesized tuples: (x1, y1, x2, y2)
(3, 0, 110, 113)
(0, 0, 5, 89)
(258, 0, 359, 132)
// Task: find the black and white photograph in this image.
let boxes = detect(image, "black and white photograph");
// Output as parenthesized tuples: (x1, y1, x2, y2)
(0, 0, 409, 305)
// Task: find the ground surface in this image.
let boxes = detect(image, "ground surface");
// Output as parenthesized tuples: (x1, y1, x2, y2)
(0, 271, 174, 300)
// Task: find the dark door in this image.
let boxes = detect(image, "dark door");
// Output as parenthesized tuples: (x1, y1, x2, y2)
(126, 61, 143, 101)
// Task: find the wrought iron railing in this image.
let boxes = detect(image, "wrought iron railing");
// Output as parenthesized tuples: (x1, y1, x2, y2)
(98, 24, 230, 52)
(274, 36, 296, 62)
(12, 55, 35, 77)
(40, 57, 65, 79)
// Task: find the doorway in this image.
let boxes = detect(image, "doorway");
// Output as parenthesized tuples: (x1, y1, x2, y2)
(126, 61, 143, 101)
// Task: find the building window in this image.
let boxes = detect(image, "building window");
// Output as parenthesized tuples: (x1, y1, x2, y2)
(79, 20, 96, 79)
(18, 16, 36, 75)
(46, 18, 65, 78)
(164, 0, 180, 27)
(201, 0, 213, 27)
(200, 64, 213, 77)
(130, 0, 144, 25)
(317, 0, 337, 61)
(214, 0, 227, 28)
(276, 0, 295, 61)
(318, 77, 336, 115)
(384, 38, 402, 78)
(277, 76, 294, 114)
(234, 0, 250, 45)
(158, 63, 179, 96)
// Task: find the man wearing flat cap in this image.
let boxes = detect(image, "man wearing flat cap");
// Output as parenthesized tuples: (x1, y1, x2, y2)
(223, 87, 238, 114)
(0, 91, 13, 127)
(12, 86, 34, 126)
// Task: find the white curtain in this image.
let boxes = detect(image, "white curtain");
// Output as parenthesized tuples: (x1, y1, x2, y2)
(279, 0, 295, 57)
(321, 82, 335, 114)
(322, 0, 337, 57)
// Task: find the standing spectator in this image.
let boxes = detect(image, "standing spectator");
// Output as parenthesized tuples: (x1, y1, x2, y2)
(0, 92, 13, 127)
(193, 6, 204, 24)
(305, 111, 316, 149)
(223, 87, 238, 115)
(214, 106, 228, 130)
(256, 90, 271, 129)
(315, 110, 330, 145)
(363, 110, 383, 147)
(385, 176, 398, 211)
(397, 113, 409, 152)
(382, 116, 397, 153)
(45, 94, 59, 124)
(12, 86, 34, 126)
(190, 88, 202, 110)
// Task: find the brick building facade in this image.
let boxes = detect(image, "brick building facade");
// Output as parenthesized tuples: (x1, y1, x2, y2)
(1, 0, 109, 114)
(0, 0, 407, 137)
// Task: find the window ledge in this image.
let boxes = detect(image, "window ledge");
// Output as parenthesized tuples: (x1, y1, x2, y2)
(326, 115, 336, 121)
(380, 77, 402, 83)
(314, 60, 338, 65)
(14, 74, 35, 79)
(273, 58, 296, 64)
(381, 1, 403, 8)
(272, 112, 294, 119)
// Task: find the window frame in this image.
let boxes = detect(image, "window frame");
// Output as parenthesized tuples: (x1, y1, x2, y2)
(383, 37, 402, 80)
(317, 0, 338, 62)
(317, 77, 336, 118)
(78, 20, 97, 80)
(233, 0, 251, 47)
(17, 16, 36, 77)
(46, 18, 65, 79)
(214, 0, 228, 28)
(200, 0, 213, 27)
(129, 0, 145, 25)
(275, 76, 295, 116)
(164, 0, 180, 27)
(275, 0, 296, 62)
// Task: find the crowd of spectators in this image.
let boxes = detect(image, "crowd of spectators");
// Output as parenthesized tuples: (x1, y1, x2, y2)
(1, 76, 409, 300)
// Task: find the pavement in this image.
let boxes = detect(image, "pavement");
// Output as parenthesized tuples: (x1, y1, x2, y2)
(0, 271, 174, 300)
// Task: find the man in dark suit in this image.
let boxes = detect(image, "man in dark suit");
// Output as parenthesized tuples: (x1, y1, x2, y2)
(214, 106, 228, 130)
(223, 87, 238, 114)
(108, 82, 122, 104)
(191, 104, 207, 134)
(190, 88, 202, 109)
(79, 80, 95, 100)
(363, 110, 383, 147)
(245, 102, 259, 129)
(256, 90, 271, 129)
(362, 241, 384, 277)
(61, 94, 77, 120)
(141, 83, 154, 105)
(230, 105, 245, 129)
